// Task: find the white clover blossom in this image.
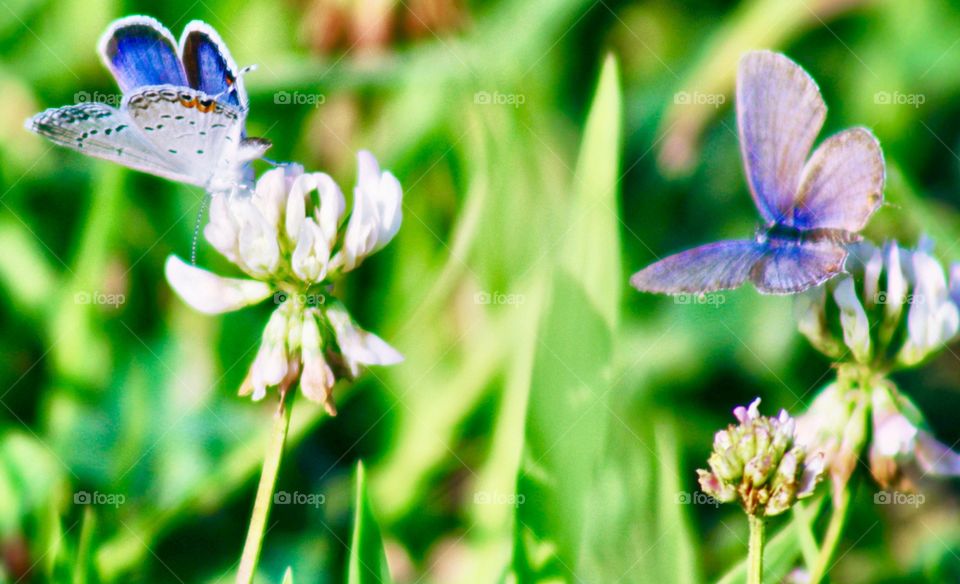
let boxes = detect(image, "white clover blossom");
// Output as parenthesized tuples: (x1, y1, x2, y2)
(165, 151, 404, 413)
(795, 239, 960, 368)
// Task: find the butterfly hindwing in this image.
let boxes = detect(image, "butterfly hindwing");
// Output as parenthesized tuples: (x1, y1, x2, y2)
(749, 239, 848, 294)
(630, 240, 766, 294)
(791, 127, 885, 232)
(98, 16, 187, 94)
(123, 85, 246, 187)
(25, 103, 197, 184)
(737, 50, 826, 224)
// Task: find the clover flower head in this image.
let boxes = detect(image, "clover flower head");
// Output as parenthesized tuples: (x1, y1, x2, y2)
(698, 399, 824, 517)
(795, 239, 960, 369)
(166, 151, 404, 413)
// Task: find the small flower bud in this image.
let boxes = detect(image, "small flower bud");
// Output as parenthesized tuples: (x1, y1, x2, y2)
(698, 399, 824, 517)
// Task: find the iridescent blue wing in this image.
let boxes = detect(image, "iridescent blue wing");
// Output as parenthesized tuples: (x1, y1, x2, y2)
(789, 127, 884, 231)
(749, 240, 847, 294)
(630, 241, 766, 294)
(179, 21, 247, 109)
(97, 16, 187, 94)
(738, 51, 825, 224)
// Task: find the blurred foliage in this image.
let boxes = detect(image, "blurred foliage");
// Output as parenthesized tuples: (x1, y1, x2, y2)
(2, 0, 960, 582)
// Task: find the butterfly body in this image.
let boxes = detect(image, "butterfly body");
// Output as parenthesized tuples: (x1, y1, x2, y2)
(631, 51, 884, 296)
(25, 16, 269, 196)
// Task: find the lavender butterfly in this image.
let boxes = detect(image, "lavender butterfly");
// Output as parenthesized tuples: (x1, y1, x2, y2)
(24, 16, 270, 195)
(631, 50, 885, 295)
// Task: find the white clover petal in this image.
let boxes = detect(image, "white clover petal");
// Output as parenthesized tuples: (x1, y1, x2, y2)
(337, 151, 403, 272)
(315, 172, 345, 249)
(291, 218, 329, 283)
(863, 244, 884, 307)
(326, 304, 403, 377)
(164, 256, 271, 315)
(253, 167, 290, 230)
(899, 251, 959, 365)
(300, 313, 337, 409)
(204, 195, 240, 261)
(248, 308, 291, 399)
(236, 200, 281, 278)
(871, 385, 918, 458)
(950, 263, 960, 310)
(915, 431, 960, 476)
(832, 276, 871, 363)
(285, 174, 311, 245)
(884, 241, 907, 323)
(795, 285, 842, 357)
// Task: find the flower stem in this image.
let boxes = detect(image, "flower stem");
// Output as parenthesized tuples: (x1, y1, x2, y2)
(808, 482, 853, 584)
(748, 514, 765, 584)
(236, 390, 295, 584)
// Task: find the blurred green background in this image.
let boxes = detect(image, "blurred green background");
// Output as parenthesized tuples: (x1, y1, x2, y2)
(3, 0, 960, 582)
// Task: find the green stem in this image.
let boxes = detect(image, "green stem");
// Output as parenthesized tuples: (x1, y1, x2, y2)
(808, 483, 853, 584)
(748, 514, 765, 584)
(236, 390, 295, 584)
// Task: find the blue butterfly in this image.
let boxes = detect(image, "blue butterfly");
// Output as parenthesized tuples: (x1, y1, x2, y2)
(25, 16, 270, 195)
(631, 50, 885, 295)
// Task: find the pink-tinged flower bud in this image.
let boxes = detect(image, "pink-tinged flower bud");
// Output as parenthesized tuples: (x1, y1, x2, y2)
(698, 399, 824, 516)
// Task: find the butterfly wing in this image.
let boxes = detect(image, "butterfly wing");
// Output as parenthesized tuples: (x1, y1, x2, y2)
(789, 127, 884, 232)
(179, 21, 247, 109)
(24, 103, 200, 185)
(630, 240, 766, 294)
(749, 239, 847, 294)
(98, 16, 188, 94)
(738, 50, 826, 224)
(123, 85, 246, 188)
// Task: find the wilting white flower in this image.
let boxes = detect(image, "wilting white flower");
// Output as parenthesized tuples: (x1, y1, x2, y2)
(165, 151, 404, 412)
(869, 383, 960, 489)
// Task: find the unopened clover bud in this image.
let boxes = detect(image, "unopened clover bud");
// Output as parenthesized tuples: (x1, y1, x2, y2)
(698, 399, 824, 517)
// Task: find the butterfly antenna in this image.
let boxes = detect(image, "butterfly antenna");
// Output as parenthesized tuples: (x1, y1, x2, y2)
(191, 195, 211, 265)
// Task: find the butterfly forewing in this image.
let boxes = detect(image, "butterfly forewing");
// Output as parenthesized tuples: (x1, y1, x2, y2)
(98, 16, 187, 94)
(738, 50, 826, 224)
(791, 127, 884, 232)
(25, 103, 198, 184)
(180, 21, 247, 109)
(630, 241, 766, 294)
(123, 85, 245, 186)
